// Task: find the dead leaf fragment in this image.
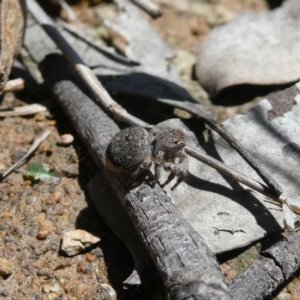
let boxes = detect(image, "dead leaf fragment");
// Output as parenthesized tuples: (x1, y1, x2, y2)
(196, 0, 300, 97)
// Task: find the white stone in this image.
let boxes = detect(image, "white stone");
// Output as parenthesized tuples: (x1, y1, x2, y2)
(98, 284, 117, 300)
(61, 229, 100, 256)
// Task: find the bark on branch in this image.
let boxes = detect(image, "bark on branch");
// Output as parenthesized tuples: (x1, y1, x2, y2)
(40, 53, 231, 300)
(229, 233, 300, 300)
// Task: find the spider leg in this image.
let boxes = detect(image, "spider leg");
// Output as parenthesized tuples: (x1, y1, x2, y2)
(130, 159, 152, 180)
(162, 163, 188, 190)
(154, 151, 164, 182)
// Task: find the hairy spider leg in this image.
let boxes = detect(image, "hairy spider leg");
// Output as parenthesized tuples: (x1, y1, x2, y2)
(154, 151, 165, 181)
(162, 163, 188, 190)
(130, 158, 152, 180)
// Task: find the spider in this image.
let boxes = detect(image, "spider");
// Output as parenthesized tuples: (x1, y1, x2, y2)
(105, 126, 188, 190)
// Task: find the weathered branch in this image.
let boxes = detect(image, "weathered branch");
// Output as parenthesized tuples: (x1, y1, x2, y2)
(40, 53, 231, 300)
(26, 0, 282, 196)
(229, 233, 300, 300)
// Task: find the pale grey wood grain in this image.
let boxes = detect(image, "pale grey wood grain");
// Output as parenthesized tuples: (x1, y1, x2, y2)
(229, 233, 300, 300)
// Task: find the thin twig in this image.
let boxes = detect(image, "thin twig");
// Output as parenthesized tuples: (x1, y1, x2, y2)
(185, 146, 300, 215)
(56, 0, 77, 22)
(60, 21, 135, 65)
(26, 0, 293, 212)
(0, 103, 46, 117)
(1, 130, 51, 179)
(157, 99, 283, 195)
(131, 0, 162, 18)
(27, 0, 146, 128)
(2, 78, 25, 93)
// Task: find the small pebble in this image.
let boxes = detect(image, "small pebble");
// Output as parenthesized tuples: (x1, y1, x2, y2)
(63, 181, 77, 196)
(42, 282, 61, 293)
(57, 275, 70, 287)
(37, 268, 54, 278)
(22, 180, 32, 187)
(34, 112, 46, 122)
(0, 290, 8, 297)
(85, 268, 92, 274)
(86, 253, 96, 262)
(46, 191, 62, 205)
(0, 258, 13, 278)
(77, 263, 86, 274)
(61, 229, 100, 256)
(57, 134, 74, 146)
(48, 185, 56, 193)
(37, 141, 50, 154)
(92, 248, 104, 258)
(35, 214, 54, 234)
(0, 225, 7, 231)
(37, 229, 49, 240)
(49, 120, 56, 126)
(276, 292, 292, 300)
(1, 212, 13, 218)
(98, 284, 117, 300)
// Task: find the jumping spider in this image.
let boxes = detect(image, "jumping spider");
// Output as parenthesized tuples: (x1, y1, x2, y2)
(105, 126, 188, 190)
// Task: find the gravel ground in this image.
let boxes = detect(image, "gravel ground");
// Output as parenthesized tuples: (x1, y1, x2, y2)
(1, 0, 297, 299)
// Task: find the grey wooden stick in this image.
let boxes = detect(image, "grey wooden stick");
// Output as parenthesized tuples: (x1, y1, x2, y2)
(40, 53, 231, 300)
(229, 233, 300, 300)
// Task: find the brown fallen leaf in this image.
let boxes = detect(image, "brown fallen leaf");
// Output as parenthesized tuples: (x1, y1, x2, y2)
(196, 0, 300, 98)
(0, 0, 26, 94)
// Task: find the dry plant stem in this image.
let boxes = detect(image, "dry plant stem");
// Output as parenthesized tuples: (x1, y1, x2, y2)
(26, 0, 282, 197)
(228, 233, 300, 300)
(1, 130, 51, 179)
(56, 0, 77, 22)
(60, 22, 134, 65)
(0, 104, 46, 117)
(2, 78, 25, 93)
(40, 54, 231, 300)
(131, 0, 162, 18)
(158, 99, 283, 196)
(26, 0, 146, 128)
(185, 146, 300, 213)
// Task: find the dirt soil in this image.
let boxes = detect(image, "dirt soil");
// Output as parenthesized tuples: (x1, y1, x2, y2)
(1, 0, 298, 299)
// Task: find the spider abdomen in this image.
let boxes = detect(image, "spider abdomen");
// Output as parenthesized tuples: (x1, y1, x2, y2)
(105, 127, 152, 173)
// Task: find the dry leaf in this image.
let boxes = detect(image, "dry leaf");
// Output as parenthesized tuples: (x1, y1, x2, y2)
(196, 0, 300, 97)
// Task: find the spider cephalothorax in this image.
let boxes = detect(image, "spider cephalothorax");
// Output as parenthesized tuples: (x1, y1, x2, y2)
(105, 126, 188, 190)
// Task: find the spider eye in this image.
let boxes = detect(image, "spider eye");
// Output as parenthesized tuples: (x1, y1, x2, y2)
(174, 140, 178, 144)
